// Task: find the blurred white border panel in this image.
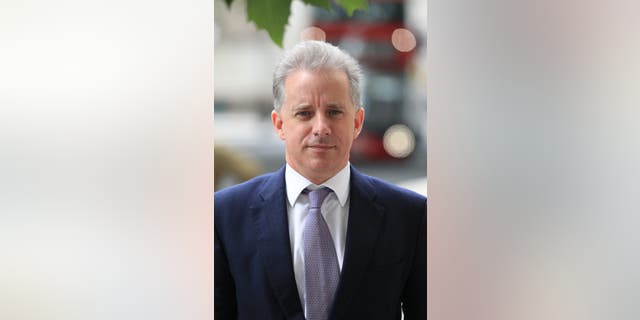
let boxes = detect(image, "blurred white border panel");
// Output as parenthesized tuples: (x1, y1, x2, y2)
(429, 0, 640, 320)
(0, 0, 213, 319)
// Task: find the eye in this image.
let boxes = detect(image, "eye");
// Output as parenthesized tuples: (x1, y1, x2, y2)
(327, 109, 343, 117)
(295, 111, 312, 118)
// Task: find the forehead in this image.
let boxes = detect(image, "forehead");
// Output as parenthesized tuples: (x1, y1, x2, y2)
(283, 68, 351, 99)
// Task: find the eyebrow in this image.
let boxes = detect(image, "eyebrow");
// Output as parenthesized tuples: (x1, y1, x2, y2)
(326, 103, 345, 110)
(291, 104, 312, 112)
(290, 103, 346, 112)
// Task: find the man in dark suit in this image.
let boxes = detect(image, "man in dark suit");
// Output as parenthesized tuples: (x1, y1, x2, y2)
(215, 40, 426, 320)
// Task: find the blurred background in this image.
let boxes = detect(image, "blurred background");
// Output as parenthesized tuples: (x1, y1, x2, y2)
(214, 0, 427, 195)
(3, 0, 638, 319)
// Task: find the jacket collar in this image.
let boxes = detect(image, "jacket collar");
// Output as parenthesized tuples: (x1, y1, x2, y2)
(329, 165, 385, 319)
(252, 166, 305, 319)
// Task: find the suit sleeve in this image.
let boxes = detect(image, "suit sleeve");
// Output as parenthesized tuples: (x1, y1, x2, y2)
(215, 225, 238, 319)
(401, 203, 426, 319)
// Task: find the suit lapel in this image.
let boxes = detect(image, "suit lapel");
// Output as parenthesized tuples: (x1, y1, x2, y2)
(251, 167, 304, 319)
(329, 167, 385, 320)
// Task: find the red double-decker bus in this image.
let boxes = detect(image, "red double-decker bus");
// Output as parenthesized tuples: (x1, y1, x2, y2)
(310, 0, 422, 161)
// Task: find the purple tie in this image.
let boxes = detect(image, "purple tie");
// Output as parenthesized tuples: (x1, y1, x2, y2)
(303, 187, 339, 320)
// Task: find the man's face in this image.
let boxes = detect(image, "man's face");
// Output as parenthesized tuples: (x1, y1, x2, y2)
(272, 68, 364, 184)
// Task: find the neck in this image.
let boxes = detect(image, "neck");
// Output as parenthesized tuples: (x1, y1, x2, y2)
(286, 162, 346, 186)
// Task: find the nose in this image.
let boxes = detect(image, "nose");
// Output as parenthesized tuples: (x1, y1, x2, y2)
(312, 113, 331, 136)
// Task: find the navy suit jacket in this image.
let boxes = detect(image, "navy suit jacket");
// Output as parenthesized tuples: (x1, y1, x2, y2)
(215, 165, 426, 319)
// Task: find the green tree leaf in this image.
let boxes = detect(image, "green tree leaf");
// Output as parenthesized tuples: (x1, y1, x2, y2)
(224, 0, 370, 47)
(335, 0, 368, 16)
(300, 0, 330, 11)
(246, 0, 292, 47)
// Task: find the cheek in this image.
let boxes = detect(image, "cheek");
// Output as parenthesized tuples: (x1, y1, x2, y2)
(292, 124, 311, 137)
(285, 126, 307, 143)
(340, 124, 356, 139)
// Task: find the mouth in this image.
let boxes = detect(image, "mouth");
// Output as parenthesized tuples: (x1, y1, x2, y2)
(307, 145, 335, 150)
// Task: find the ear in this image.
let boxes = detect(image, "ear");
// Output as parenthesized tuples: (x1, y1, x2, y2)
(271, 110, 286, 140)
(353, 107, 365, 139)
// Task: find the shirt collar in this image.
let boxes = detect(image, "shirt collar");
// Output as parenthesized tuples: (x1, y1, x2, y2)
(285, 163, 350, 207)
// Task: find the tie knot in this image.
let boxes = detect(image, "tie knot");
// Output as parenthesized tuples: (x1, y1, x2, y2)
(306, 187, 332, 209)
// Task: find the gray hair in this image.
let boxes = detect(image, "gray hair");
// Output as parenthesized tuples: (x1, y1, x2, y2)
(272, 40, 363, 110)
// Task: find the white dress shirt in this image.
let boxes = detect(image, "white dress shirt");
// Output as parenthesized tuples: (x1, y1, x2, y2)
(285, 163, 350, 311)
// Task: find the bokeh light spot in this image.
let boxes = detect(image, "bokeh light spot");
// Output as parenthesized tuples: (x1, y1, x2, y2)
(300, 27, 326, 42)
(391, 28, 417, 52)
(383, 124, 415, 158)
